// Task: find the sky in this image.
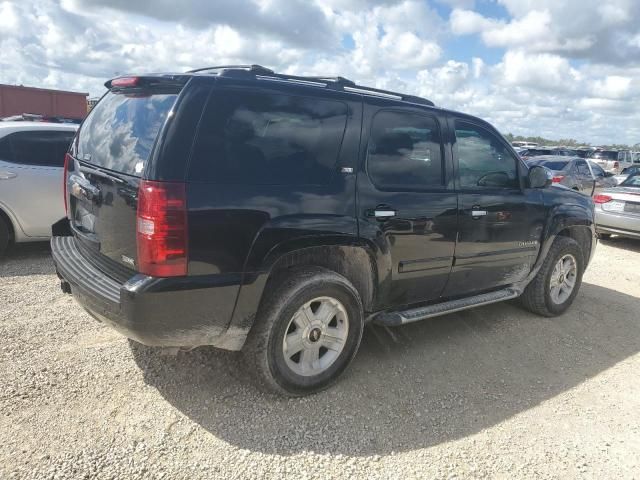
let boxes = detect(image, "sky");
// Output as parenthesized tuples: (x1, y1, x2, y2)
(1, 0, 640, 145)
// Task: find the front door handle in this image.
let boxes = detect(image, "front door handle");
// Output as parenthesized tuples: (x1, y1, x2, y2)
(0, 171, 17, 180)
(367, 206, 397, 219)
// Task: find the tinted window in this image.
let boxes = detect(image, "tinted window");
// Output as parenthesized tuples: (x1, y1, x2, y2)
(454, 121, 519, 189)
(0, 131, 75, 167)
(190, 91, 348, 185)
(367, 111, 443, 190)
(77, 91, 177, 176)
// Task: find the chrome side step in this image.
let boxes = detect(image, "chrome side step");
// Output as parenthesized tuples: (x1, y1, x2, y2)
(373, 288, 519, 327)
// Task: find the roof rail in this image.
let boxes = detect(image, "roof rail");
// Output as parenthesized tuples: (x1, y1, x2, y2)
(187, 65, 435, 106)
(187, 64, 275, 75)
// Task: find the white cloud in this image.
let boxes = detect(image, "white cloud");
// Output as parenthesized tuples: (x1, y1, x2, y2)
(1, 0, 640, 144)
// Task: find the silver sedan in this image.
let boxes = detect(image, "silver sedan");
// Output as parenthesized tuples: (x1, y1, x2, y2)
(595, 173, 640, 240)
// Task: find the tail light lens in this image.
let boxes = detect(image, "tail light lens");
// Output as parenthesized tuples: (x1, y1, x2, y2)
(552, 175, 564, 183)
(136, 180, 188, 277)
(593, 194, 612, 204)
(63, 153, 71, 215)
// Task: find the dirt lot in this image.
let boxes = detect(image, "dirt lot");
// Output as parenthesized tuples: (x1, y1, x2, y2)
(1, 238, 639, 479)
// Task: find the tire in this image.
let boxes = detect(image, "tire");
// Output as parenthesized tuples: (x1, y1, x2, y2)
(519, 236, 584, 317)
(243, 266, 364, 396)
(0, 216, 9, 257)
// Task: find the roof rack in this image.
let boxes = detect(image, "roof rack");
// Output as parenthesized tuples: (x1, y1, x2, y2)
(187, 65, 434, 107)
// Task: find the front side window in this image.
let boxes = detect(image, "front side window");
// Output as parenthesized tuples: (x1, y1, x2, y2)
(189, 90, 348, 185)
(0, 130, 75, 167)
(454, 121, 519, 189)
(367, 110, 443, 190)
(589, 162, 606, 177)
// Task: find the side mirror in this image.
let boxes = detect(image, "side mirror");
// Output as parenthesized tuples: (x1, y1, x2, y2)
(604, 171, 614, 178)
(528, 165, 552, 188)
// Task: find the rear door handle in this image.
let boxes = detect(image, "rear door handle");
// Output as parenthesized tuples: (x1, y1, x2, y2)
(471, 209, 488, 218)
(0, 171, 17, 180)
(374, 209, 397, 218)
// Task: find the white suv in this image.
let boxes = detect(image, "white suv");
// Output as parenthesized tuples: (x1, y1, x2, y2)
(0, 122, 77, 255)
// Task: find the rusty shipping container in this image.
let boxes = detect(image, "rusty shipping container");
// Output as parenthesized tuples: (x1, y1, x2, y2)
(0, 84, 89, 120)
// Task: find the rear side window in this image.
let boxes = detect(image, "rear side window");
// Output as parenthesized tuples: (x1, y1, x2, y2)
(0, 130, 75, 167)
(366, 110, 443, 190)
(189, 90, 348, 185)
(77, 91, 178, 176)
(575, 160, 590, 176)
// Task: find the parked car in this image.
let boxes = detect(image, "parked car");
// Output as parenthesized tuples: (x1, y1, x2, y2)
(589, 149, 633, 174)
(0, 122, 77, 255)
(521, 148, 577, 159)
(574, 149, 593, 159)
(525, 156, 616, 195)
(595, 173, 640, 240)
(520, 148, 555, 158)
(512, 141, 538, 149)
(50, 65, 596, 396)
(613, 165, 640, 185)
(587, 161, 619, 194)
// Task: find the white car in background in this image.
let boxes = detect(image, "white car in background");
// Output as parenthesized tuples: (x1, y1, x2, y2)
(0, 122, 77, 255)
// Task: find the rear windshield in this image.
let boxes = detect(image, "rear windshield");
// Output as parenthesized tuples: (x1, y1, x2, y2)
(77, 91, 178, 176)
(590, 151, 617, 160)
(538, 160, 569, 170)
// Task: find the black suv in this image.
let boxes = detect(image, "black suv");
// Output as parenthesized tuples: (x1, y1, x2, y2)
(51, 65, 596, 396)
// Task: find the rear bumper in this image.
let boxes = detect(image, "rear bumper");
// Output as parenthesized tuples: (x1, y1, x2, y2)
(51, 236, 248, 350)
(595, 209, 640, 239)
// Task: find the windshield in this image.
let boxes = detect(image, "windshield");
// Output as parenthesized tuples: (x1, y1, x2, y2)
(77, 91, 178, 176)
(621, 174, 640, 187)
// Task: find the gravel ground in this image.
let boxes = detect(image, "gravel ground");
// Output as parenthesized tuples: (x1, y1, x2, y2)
(1, 238, 639, 479)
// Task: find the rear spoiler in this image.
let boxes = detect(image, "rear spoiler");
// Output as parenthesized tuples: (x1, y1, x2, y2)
(105, 75, 190, 90)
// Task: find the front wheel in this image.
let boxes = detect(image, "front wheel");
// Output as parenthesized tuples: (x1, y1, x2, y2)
(519, 236, 584, 317)
(0, 216, 10, 257)
(243, 266, 364, 396)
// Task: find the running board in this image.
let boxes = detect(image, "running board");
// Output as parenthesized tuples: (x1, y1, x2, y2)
(373, 288, 519, 327)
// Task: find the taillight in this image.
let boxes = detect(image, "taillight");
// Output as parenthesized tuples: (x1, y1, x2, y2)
(593, 194, 612, 204)
(136, 180, 188, 277)
(63, 153, 71, 215)
(552, 175, 565, 183)
(111, 76, 139, 88)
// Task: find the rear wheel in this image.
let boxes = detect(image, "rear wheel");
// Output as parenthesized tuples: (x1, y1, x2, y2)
(519, 236, 584, 317)
(0, 216, 10, 257)
(243, 266, 364, 396)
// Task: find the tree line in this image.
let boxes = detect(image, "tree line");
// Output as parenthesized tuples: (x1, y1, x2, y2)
(504, 133, 640, 150)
